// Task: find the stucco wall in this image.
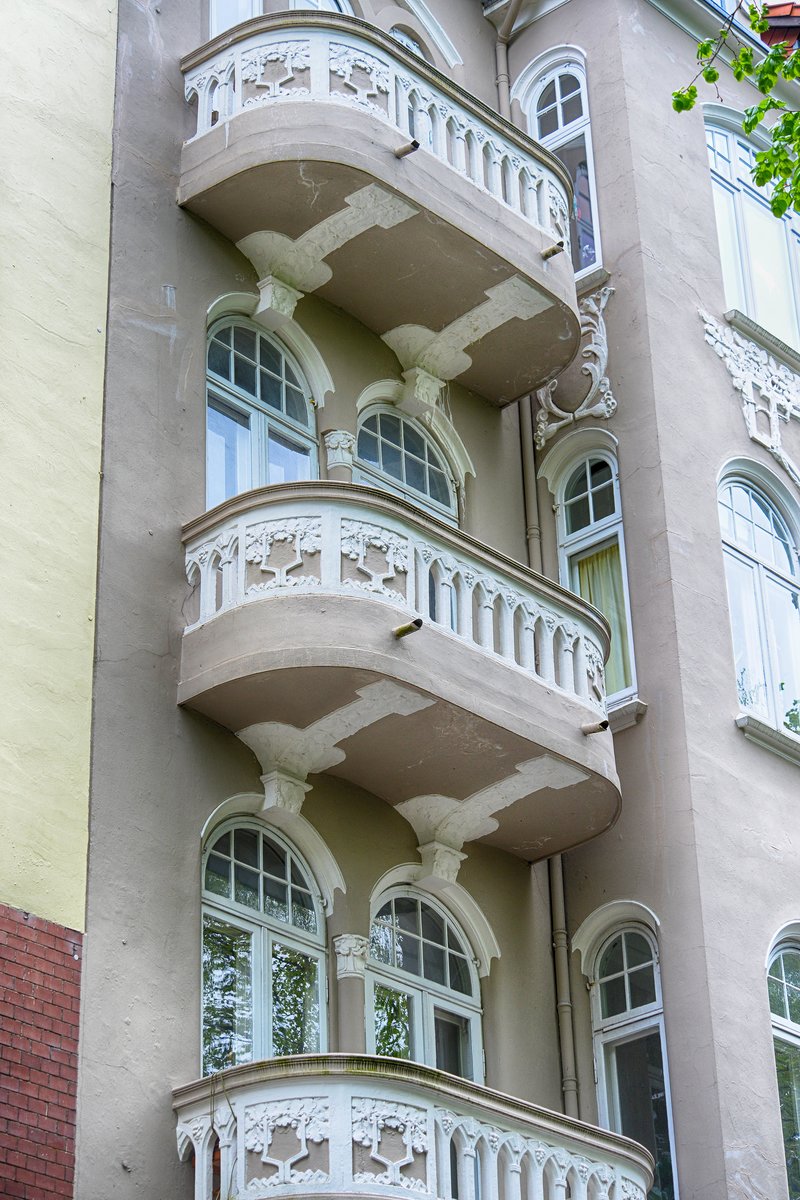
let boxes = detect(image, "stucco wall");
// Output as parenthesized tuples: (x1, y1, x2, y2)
(0, 0, 116, 932)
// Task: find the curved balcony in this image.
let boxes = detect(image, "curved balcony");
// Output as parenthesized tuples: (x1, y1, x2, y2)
(179, 14, 580, 406)
(180, 483, 619, 865)
(174, 1055, 653, 1200)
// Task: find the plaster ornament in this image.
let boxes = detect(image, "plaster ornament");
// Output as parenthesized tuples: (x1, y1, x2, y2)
(341, 519, 409, 602)
(534, 286, 616, 449)
(259, 769, 311, 816)
(352, 1098, 429, 1191)
(384, 276, 550, 382)
(700, 310, 800, 491)
(244, 1097, 329, 1186)
(330, 43, 391, 112)
(245, 518, 322, 593)
(241, 41, 311, 102)
(323, 429, 356, 471)
(417, 840, 467, 887)
(252, 275, 304, 332)
(333, 933, 369, 978)
(399, 367, 446, 416)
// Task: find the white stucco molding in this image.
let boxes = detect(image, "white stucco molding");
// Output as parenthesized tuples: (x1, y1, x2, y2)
(376, 0, 462, 67)
(735, 714, 800, 769)
(510, 43, 588, 116)
(200, 793, 346, 912)
(370, 864, 500, 976)
(703, 103, 772, 152)
(333, 933, 370, 979)
(205, 290, 335, 409)
(767, 921, 800, 966)
(355, 380, 476, 489)
(571, 899, 661, 979)
(701, 309, 800, 493)
(718, 456, 800, 547)
(537, 425, 619, 492)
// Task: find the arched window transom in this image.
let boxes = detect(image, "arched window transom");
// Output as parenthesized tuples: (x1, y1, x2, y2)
(597, 929, 657, 1019)
(366, 892, 482, 1081)
(206, 320, 317, 509)
(355, 409, 456, 519)
(201, 822, 326, 1075)
(768, 946, 800, 1199)
(718, 477, 800, 735)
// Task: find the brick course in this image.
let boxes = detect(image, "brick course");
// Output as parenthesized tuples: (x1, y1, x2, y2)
(0, 905, 81, 1198)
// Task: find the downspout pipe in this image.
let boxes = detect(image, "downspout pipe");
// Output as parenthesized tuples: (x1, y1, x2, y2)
(549, 853, 580, 1118)
(495, 0, 523, 120)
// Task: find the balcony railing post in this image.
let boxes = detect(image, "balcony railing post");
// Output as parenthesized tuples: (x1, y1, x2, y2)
(310, 30, 330, 101)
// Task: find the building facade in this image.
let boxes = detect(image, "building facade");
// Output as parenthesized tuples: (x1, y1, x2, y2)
(6, 0, 800, 1198)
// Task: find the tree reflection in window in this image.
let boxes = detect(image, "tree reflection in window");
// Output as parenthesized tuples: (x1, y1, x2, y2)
(769, 948, 800, 1199)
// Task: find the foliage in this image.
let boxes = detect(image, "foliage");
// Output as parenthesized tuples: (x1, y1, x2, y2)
(673, 3, 800, 216)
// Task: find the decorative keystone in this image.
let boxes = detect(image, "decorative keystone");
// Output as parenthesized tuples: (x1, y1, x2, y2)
(333, 934, 370, 979)
(260, 769, 312, 815)
(417, 841, 467, 888)
(252, 275, 304, 331)
(398, 367, 445, 417)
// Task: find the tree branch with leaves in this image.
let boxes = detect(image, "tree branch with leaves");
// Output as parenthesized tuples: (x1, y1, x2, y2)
(673, 2, 800, 216)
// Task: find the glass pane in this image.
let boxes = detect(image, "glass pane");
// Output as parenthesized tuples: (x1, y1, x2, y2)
(358, 429, 380, 465)
(395, 897, 419, 934)
(380, 413, 402, 446)
(561, 94, 583, 125)
(233, 326, 257, 360)
(212, 832, 230, 854)
(210, 0, 253, 37)
(764, 576, 800, 734)
(770, 974, 789, 1019)
(626, 932, 653, 968)
(742, 195, 799, 349)
(260, 370, 282, 411)
(234, 863, 259, 910)
(268, 431, 312, 485)
(208, 340, 230, 379)
(421, 906, 445, 944)
(265, 876, 289, 923)
(599, 935, 624, 978)
(403, 424, 426, 458)
(601, 975, 627, 1019)
(723, 551, 769, 716)
(592, 482, 615, 522)
(537, 81, 557, 112)
(789, 987, 800, 1027)
(271, 943, 320, 1055)
(263, 837, 286, 880)
(234, 355, 257, 396)
(285, 360, 300, 388)
(566, 494, 591, 534)
(234, 828, 259, 867)
(285, 385, 308, 427)
(374, 984, 413, 1059)
(565, 463, 588, 501)
(207, 399, 251, 509)
(369, 922, 393, 965)
(205, 854, 230, 898)
(555, 133, 597, 272)
(395, 931, 421, 976)
(711, 182, 747, 316)
(381, 440, 403, 481)
(629, 965, 657, 1009)
(202, 916, 253, 1074)
(449, 954, 471, 995)
(785, 952, 800, 989)
(559, 73, 580, 98)
(575, 542, 632, 695)
(405, 455, 427, 495)
(538, 107, 559, 138)
(259, 338, 282, 376)
(774, 1037, 800, 1199)
(290, 858, 310, 888)
(215, 326, 232, 347)
(291, 889, 317, 934)
(428, 468, 451, 507)
(435, 1009, 470, 1078)
(423, 942, 446, 985)
(609, 1032, 675, 1200)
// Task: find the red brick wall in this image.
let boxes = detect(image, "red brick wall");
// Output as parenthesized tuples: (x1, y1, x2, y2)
(0, 905, 82, 1198)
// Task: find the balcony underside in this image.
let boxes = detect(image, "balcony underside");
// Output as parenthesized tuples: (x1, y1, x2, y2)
(179, 103, 579, 404)
(179, 591, 620, 862)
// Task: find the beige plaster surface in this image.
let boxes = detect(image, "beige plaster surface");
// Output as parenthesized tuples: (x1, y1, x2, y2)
(0, 0, 116, 932)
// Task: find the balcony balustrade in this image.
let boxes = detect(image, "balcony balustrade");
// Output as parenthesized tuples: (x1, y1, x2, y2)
(179, 15, 581, 405)
(174, 1055, 653, 1200)
(179, 484, 619, 865)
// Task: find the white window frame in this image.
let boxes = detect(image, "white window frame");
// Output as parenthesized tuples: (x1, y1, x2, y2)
(767, 945, 800, 1200)
(556, 452, 637, 706)
(526, 57, 602, 278)
(591, 926, 679, 1200)
(210, 0, 353, 37)
(201, 820, 328, 1073)
(706, 119, 800, 350)
(354, 405, 458, 524)
(206, 318, 319, 509)
(718, 474, 800, 738)
(365, 889, 484, 1082)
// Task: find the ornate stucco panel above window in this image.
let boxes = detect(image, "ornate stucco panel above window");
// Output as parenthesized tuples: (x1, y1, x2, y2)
(700, 311, 800, 492)
(534, 287, 616, 449)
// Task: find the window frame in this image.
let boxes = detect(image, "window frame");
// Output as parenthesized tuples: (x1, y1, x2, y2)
(556, 452, 637, 706)
(706, 120, 800, 349)
(527, 58, 602, 278)
(590, 926, 680, 1200)
(200, 820, 328, 1074)
(718, 474, 800, 738)
(767, 944, 800, 1200)
(354, 405, 458, 524)
(209, 0, 353, 38)
(365, 889, 484, 1082)
(206, 318, 319, 509)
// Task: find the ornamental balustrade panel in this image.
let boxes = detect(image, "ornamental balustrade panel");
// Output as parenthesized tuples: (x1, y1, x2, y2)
(183, 492, 607, 711)
(174, 1061, 651, 1200)
(183, 23, 569, 246)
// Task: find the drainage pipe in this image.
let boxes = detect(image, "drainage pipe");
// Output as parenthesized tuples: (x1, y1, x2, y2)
(494, 0, 523, 120)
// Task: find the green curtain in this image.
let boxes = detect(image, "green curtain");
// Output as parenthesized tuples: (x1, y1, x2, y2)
(576, 542, 631, 696)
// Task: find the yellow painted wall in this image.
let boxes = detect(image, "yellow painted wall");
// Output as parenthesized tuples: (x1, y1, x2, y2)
(0, 0, 117, 932)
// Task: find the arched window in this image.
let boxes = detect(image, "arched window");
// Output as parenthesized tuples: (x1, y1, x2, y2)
(528, 59, 600, 275)
(557, 454, 636, 702)
(390, 26, 430, 61)
(592, 928, 677, 1200)
(210, 0, 353, 37)
(206, 319, 317, 509)
(355, 408, 457, 520)
(366, 891, 482, 1080)
(718, 476, 800, 734)
(201, 821, 326, 1075)
(706, 119, 800, 349)
(768, 945, 800, 1198)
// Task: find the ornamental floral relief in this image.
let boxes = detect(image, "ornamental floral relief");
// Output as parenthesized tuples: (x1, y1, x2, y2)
(241, 41, 312, 105)
(329, 43, 390, 113)
(245, 517, 322, 593)
(340, 519, 409, 602)
(244, 1098, 329, 1188)
(352, 1098, 429, 1192)
(700, 310, 800, 491)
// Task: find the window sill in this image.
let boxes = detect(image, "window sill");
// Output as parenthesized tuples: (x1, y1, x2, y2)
(724, 310, 800, 374)
(735, 713, 800, 768)
(607, 698, 648, 734)
(576, 265, 610, 297)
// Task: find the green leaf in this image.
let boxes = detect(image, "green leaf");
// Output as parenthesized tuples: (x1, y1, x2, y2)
(703, 66, 720, 84)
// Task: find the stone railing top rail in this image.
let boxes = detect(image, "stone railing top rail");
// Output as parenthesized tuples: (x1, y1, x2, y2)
(181, 480, 610, 662)
(173, 1053, 654, 1185)
(179, 10, 573, 202)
